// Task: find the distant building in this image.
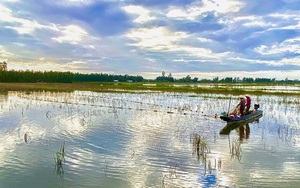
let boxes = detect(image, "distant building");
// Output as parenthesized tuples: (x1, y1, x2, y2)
(0, 61, 7, 71)
(113, 80, 119, 84)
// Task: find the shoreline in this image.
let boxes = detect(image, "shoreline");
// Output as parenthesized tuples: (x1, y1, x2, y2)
(0, 82, 299, 96)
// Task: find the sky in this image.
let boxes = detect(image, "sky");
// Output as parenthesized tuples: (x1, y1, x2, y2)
(0, 0, 300, 80)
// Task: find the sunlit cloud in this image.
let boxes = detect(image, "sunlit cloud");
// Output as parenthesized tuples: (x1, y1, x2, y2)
(126, 27, 217, 58)
(126, 26, 230, 61)
(8, 61, 66, 72)
(63, 60, 88, 70)
(0, 45, 13, 59)
(123, 5, 156, 24)
(166, 7, 201, 20)
(52, 25, 89, 44)
(126, 27, 188, 49)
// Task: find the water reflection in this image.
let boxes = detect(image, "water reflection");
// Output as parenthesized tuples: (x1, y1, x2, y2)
(238, 123, 250, 141)
(0, 91, 300, 187)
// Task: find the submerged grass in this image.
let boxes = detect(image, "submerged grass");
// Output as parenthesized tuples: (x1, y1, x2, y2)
(0, 82, 299, 96)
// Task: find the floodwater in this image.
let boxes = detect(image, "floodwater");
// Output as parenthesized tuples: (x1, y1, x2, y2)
(0, 91, 299, 188)
(173, 84, 300, 94)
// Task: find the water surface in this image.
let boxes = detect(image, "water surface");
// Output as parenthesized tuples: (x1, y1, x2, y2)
(0, 91, 299, 187)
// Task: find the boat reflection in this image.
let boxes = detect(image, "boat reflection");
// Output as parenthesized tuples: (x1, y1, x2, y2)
(237, 123, 250, 141)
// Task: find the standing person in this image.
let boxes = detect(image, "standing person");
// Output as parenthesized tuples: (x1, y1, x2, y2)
(245, 95, 251, 114)
(236, 96, 245, 117)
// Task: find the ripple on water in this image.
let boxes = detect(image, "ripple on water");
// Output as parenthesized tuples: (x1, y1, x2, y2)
(1, 91, 300, 187)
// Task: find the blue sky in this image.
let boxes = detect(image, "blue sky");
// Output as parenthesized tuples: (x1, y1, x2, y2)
(0, 0, 300, 79)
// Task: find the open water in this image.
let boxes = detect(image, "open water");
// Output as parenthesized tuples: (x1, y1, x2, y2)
(0, 91, 299, 187)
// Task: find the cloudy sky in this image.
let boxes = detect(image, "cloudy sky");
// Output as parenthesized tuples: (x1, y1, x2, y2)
(0, 0, 300, 79)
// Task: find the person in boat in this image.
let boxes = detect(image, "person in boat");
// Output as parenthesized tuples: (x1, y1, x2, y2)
(236, 96, 246, 117)
(245, 95, 251, 115)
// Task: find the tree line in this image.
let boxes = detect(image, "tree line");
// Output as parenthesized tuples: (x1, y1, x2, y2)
(0, 70, 298, 83)
(155, 75, 299, 83)
(0, 70, 143, 83)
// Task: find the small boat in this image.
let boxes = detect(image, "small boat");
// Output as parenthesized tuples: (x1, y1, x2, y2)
(219, 113, 262, 135)
(220, 109, 263, 123)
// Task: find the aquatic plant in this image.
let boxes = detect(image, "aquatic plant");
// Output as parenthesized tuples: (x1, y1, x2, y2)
(24, 132, 29, 143)
(191, 133, 210, 157)
(52, 141, 66, 177)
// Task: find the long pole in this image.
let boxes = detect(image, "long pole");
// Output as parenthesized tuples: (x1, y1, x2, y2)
(227, 95, 232, 116)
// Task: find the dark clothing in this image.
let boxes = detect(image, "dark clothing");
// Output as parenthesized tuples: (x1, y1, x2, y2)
(238, 98, 245, 116)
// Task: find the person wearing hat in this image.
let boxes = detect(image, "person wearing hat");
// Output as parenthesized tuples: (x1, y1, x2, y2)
(236, 96, 246, 117)
(245, 95, 251, 114)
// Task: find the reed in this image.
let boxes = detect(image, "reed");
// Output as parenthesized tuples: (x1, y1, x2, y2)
(230, 139, 242, 162)
(54, 141, 65, 166)
(191, 133, 210, 157)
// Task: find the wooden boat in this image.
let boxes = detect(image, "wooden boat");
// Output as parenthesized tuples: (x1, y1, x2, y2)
(220, 110, 263, 123)
(219, 113, 262, 135)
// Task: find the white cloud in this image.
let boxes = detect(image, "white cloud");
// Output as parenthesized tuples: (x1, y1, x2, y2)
(64, 60, 87, 69)
(229, 55, 300, 67)
(126, 27, 188, 50)
(166, 0, 244, 20)
(55, 0, 95, 6)
(0, 4, 55, 35)
(56, 0, 121, 6)
(7, 59, 92, 72)
(197, 37, 213, 43)
(279, 56, 300, 66)
(126, 26, 228, 61)
(166, 7, 201, 20)
(243, 20, 276, 27)
(123, 5, 156, 24)
(0, 45, 13, 58)
(52, 25, 88, 44)
(269, 13, 299, 20)
(221, 15, 277, 28)
(1, 0, 19, 2)
(255, 37, 300, 55)
(201, 0, 243, 14)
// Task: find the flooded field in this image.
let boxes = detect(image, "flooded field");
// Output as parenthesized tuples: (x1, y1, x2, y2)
(0, 91, 300, 187)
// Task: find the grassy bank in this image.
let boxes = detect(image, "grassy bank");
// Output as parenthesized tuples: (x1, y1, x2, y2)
(0, 82, 299, 96)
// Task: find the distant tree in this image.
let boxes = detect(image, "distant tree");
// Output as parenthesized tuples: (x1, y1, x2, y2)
(192, 77, 198, 82)
(242, 77, 254, 83)
(156, 76, 174, 82)
(0, 61, 7, 71)
(185, 75, 192, 82)
(222, 77, 233, 82)
(213, 77, 219, 82)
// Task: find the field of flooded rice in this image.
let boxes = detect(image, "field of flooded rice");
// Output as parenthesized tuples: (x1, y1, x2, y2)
(0, 91, 300, 187)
